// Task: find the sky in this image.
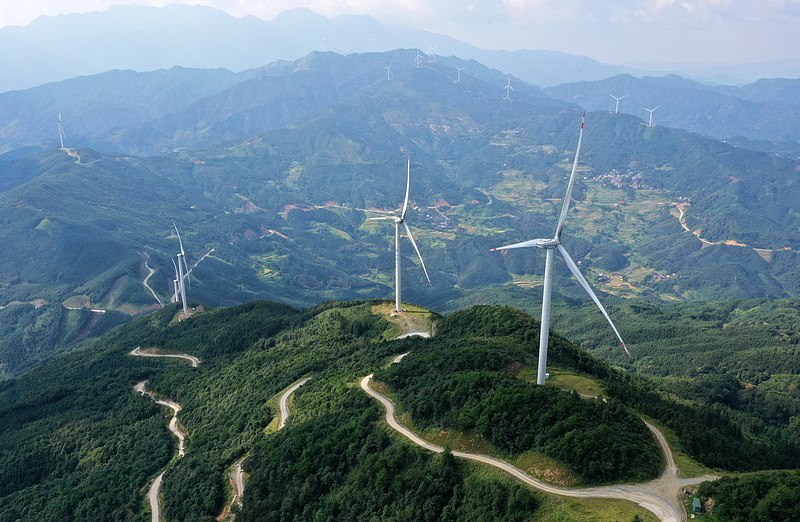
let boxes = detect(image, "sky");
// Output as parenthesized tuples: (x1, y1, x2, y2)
(1, 0, 799, 65)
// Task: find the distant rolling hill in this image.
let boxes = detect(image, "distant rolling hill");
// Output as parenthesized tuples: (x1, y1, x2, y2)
(2, 50, 800, 377)
(0, 50, 553, 158)
(544, 74, 800, 147)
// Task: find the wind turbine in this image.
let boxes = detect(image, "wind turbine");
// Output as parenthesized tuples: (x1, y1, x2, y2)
(504, 77, 514, 99)
(369, 157, 432, 313)
(173, 222, 190, 314)
(369, 36, 377, 52)
(415, 49, 424, 68)
(321, 34, 328, 50)
(427, 45, 437, 62)
(609, 94, 627, 113)
(57, 113, 66, 149)
(456, 66, 466, 83)
(491, 113, 630, 385)
(643, 105, 660, 126)
(384, 62, 393, 80)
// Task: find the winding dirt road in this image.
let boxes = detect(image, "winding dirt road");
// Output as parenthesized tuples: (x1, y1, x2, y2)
(217, 376, 312, 521)
(361, 365, 716, 522)
(132, 348, 200, 521)
(142, 253, 164, 308)
(135, 381, 186, 522)
(131, 347, 200, 367)
(278, 377, 311, 430)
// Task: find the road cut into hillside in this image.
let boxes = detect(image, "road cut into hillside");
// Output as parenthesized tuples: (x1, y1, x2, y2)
(130, 346, 200, 367)
(134, 381, 186, 522)
(278, 377, 311, 430)
(217, 376, 312, 521)
(361, 355, 718, 522)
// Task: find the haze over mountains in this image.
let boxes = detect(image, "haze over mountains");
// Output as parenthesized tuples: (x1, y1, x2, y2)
(0, 4, 626, 93)
(2, 43, 800, 381)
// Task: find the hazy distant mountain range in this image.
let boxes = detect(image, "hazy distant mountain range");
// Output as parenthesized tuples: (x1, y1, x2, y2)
(3, 52, 800, 160)
(545, 74, 800, 144)
(0, 4, 626, 93)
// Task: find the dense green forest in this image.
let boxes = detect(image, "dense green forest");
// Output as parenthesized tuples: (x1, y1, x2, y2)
(0, 303, 130, 380)
(9, 300, 795, 520)
(0, 301, 552, 521)
(696, 470, 800, 521)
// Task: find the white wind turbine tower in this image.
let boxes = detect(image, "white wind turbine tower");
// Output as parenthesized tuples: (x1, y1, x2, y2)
(173, 222, 190, 314)
(643, 105, 660, 126)
(456, 66, 466, 83)
(504, 77, 514, 99)
(491, 113, 630, 385)
(369, 36, 377, 51)
(384, 62, 393, 80)
(369, 157, 432, 313)
(609, 94, 627, 113)
(171, 259, 180, 304)
(57, 113, 66, 149)
(415, 49, 424, 68)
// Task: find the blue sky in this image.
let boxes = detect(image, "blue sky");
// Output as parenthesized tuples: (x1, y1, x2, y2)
(1, 1, 799, 66)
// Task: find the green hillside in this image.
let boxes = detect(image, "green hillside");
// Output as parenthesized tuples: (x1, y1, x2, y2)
(2, 300, 799, 520)
(3, 50, 800, 380)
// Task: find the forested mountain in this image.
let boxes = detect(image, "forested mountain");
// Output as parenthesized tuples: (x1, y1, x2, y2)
(0, 50, 549, 158)
(2, 300, 798, 521)
(544, 74, 800, 145)
(2, 49, 800, 378)
(0, 67, 259, 157)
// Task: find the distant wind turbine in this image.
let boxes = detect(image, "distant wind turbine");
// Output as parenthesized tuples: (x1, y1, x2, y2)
(427, 45, 437, 62)
(369, 157, 432, 313)
(643, 105, 660, 126)
(173, 222, 190, 314)
(321, 34, 328, 50)
(384, 61, 393, 80)
(491, 113, 630, 385)
(609, 93, 627, 113)
(415, 49, 424, 68)
(369, 36, 377, 52)
(57, 113, 66, 149)
(456, 66, 466, 83)
(504, 77, 515, 99)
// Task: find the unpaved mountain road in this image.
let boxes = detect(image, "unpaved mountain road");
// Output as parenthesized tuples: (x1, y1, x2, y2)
(130, 347, 200, 367)
(134, 380, 186, 522)
(361, 358, 717, 522)
(278, 377, 311, 430)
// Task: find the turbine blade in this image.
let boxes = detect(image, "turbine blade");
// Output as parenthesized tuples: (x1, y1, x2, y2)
(554, 112, 585, 240)
(490, 238, 551, 251)
(173, 222, 186, 257)
(367, 216, 397, 221)
(404, 222, 432, 286)
(556, 244, 630, 357)
(401, 156, 411, 220)
(183, 257, 191, 291)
